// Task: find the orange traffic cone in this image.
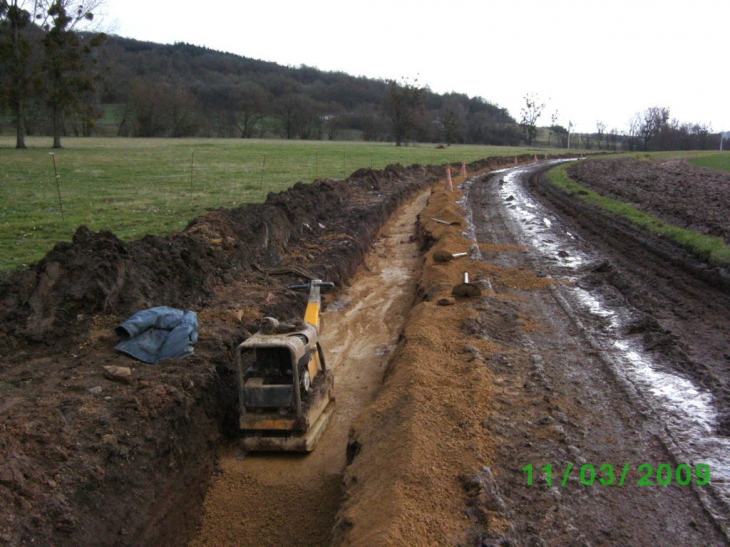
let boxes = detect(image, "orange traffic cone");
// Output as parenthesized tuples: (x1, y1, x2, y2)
(446, 168, 453, 191)
(460, 161, 467, 178)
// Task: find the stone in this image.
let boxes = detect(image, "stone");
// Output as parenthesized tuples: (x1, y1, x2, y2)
(103, 366, 132, 384)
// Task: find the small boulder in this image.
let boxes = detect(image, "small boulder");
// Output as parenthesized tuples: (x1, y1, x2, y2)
(103, 366, 132, 384)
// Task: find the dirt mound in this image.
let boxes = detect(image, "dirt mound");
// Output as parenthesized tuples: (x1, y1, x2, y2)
(333, 184, 509, 546)
(0, 154, 555, 547)
(568, 157, 730, 245)
(0, 166, 423, 350)
(0, 163, 437, 547)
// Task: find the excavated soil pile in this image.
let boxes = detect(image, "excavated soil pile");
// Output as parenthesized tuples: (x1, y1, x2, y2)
(568, 157, 730, 245)
(0, 155, 533, 547)
(332, 182, 552, 546)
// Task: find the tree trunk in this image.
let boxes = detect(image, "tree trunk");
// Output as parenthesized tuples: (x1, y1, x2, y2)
(14, 101, 27, 149)
(52, 107, 63, 149)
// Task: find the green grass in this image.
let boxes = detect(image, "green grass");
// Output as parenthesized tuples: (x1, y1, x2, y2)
(688, 152, 730, 172)
(0, 136, 553, 271)
(546, 163, 730, 266)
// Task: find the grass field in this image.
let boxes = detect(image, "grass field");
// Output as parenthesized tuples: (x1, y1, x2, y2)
(0, 137, 552, 271)
(688, 152, 730, 172)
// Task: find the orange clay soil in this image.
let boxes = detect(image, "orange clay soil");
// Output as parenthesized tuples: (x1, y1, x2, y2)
(332, 180, 551, 546)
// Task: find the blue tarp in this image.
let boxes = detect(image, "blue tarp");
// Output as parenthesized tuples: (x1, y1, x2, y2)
(114, 306, 199, 364)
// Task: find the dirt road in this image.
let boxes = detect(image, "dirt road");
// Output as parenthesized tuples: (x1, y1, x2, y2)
(462, 162, 729, 545)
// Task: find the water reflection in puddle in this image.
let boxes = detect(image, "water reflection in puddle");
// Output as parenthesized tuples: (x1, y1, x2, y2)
(495, 162, 730, 503)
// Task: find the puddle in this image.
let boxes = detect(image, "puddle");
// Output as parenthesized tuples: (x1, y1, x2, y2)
(499, 166, 586, 271)
(495, 162, 730, 507)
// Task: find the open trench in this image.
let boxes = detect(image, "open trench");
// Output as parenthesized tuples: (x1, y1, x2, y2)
(14, 154, 726, 546)
(184, 160, 730, 546)
(187, 188, 431, 546)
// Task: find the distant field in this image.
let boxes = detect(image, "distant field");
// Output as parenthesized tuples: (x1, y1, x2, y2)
(688, 153, 730, 172)
(0, 137, 550, 271)
(547, 159, 730, 266)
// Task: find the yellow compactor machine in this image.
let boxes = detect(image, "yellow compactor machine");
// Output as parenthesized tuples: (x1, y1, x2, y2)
(235, 280, 335, 451)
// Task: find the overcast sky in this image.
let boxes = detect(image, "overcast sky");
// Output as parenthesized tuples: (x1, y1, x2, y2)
(101, 0, 729, 135)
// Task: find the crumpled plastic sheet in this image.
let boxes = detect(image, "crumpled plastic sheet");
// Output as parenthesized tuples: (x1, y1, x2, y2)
(114, 306, 199, 364)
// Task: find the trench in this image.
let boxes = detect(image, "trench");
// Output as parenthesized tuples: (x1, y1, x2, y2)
(187, 188, 431, 547)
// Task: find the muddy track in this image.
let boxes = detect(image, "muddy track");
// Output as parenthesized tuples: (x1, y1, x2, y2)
(462, 163, 729, 545)
(529, 166, 730, 434)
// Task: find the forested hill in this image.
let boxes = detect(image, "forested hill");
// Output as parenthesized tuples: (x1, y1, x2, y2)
(95, 36, 519, 144)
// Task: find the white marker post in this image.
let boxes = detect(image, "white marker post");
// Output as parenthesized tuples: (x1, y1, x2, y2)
(721, 131, 730, 151)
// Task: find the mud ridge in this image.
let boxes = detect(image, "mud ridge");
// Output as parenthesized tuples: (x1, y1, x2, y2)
(0, 156, 540, 547)
(333, 180, 504, 546)
(0, 163, 432, 547)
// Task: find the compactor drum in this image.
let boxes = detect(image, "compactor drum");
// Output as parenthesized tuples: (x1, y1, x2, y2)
(235, 280, 335, 451)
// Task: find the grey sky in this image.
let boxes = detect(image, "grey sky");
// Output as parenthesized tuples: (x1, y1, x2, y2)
(102, 0, 730, 135)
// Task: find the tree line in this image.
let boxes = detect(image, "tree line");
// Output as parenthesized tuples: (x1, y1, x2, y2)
(2, 6, 724, 151)
(1, 15, 521, 147)
(519, 94, 722, 152)
(622, 107, 718, 152)
(102, 39, 521, 145)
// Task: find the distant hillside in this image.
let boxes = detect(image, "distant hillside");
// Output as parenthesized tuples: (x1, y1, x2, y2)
(92, 36, 519, 144)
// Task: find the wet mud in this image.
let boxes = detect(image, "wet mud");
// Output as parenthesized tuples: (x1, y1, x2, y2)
(0, 155, 532, 547)
(333, 158, 730, 546)
(4, 153, 727, 547)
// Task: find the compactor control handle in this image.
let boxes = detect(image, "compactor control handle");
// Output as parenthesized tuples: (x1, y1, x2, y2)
(289, 280, 335, 293)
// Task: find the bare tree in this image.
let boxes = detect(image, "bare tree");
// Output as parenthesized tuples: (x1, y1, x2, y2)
(120, 77, 200, 137)
(231, 82, 269, 138)
(626, 112, 642, 151)
(546, 110, 559, 146)
(519, 93, 545, 146)
(596, 121, 606, 150)
(0, 0, 37, 148)
(39, 0, 106, 148)
(440, 97, 467, 145)
(385, 77, 426, 147)
(640, 106, 670, 151)
(608, 128, 619, 151)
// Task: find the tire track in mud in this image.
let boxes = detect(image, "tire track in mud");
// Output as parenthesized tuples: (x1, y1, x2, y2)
(187, 189, 431, 547)
(465, 164, 728, 546)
